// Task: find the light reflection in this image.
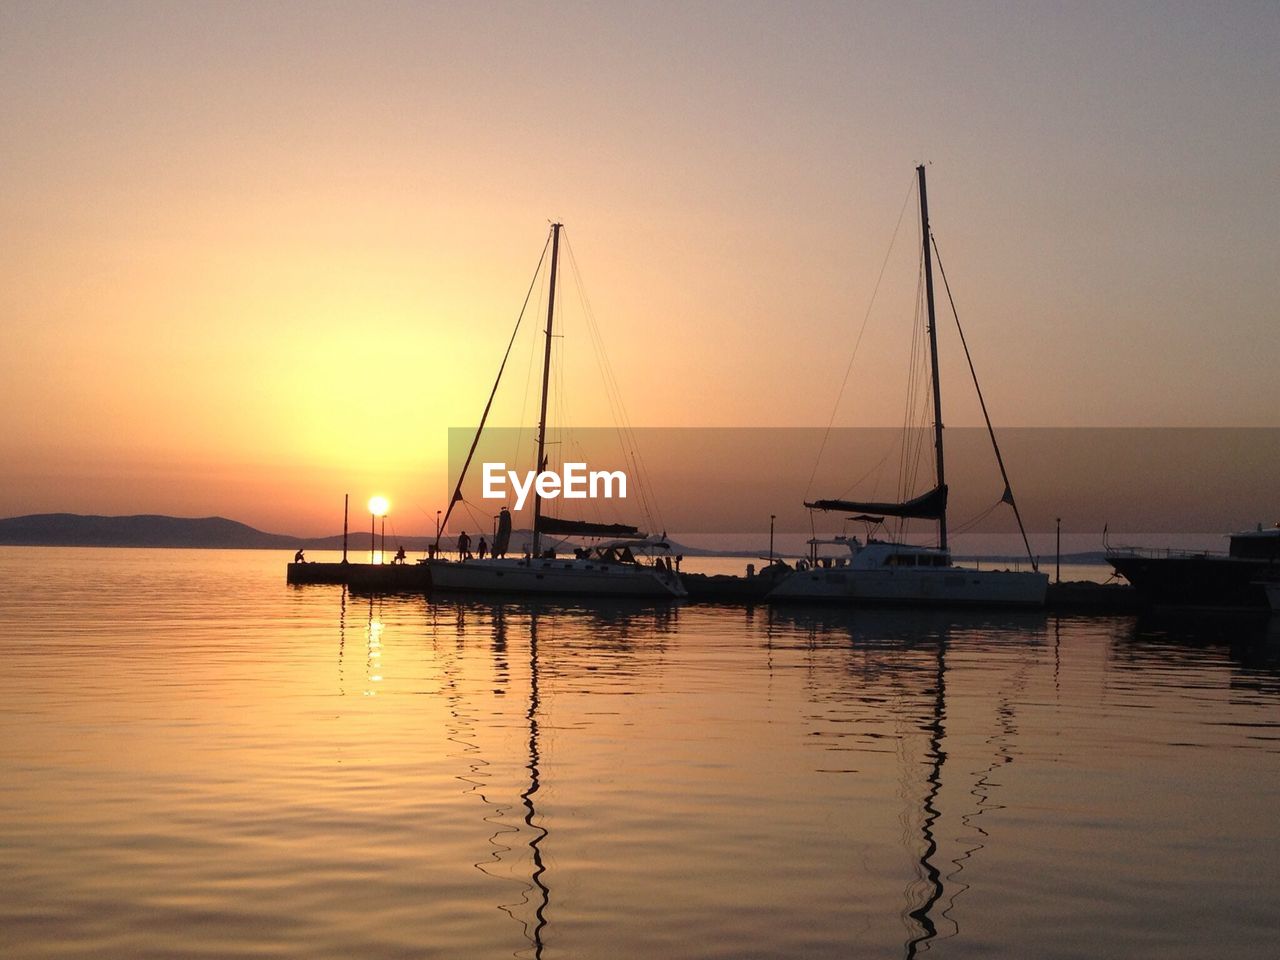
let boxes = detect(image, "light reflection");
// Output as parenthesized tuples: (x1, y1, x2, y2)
(366, 594, 385, 694)
(337, 584, 347, 696)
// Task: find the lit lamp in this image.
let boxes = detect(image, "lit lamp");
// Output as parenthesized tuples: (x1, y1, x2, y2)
(368, 495, 389, 564)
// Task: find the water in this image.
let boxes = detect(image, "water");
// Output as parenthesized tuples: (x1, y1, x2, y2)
(1, 547, 1277, 958)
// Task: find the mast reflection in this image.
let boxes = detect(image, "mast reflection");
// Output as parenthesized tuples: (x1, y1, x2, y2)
(904, 634, 946, 958)
(766, 606, 1039, 957)
(522, 611, 549, 958)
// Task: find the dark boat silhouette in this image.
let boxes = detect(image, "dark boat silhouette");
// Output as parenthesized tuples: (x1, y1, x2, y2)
(1107, 524, 1280, 611)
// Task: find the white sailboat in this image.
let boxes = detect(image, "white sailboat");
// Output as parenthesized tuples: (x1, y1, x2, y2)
(769, 166, 1048, 607)
(427, 224, 686, 599)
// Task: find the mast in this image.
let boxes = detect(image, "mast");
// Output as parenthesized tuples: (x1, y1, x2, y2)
(917, 165, 947, 551)
(531, 223, 561, 558)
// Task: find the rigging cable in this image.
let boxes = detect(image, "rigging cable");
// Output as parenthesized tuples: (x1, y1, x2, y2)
(562, 231, 664, 536)
(929, 234, 1038, 571)
(435, 233, 552, 551)
(897, 238, 931, 540)
(511, 264, 550, 484)
(804, 175, 917, 501)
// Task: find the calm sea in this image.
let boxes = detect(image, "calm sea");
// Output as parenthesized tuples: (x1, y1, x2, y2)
(1, 547, 1277, 959)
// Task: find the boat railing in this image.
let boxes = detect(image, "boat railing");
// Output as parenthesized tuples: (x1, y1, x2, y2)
(1105, 545, 1227, 561)
(959, 557, 1037, 573)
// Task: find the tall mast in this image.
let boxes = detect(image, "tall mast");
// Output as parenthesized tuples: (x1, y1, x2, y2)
(531, 223, 561, 558)
(917, 165, 947, 552)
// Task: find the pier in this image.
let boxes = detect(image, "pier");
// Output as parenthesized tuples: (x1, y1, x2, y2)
(287, 562, 1141, 613)
(287, 561, 429, 590)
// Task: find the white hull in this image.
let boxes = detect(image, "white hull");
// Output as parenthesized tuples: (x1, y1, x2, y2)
(768, 565, 1048, 607)
(427, 557, 687, 599)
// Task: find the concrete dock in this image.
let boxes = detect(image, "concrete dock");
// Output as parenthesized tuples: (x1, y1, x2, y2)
(288, 561, 429, 590)
(287, 562, 1140, 612)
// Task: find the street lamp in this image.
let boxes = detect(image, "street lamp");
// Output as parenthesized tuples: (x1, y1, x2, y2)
(368, 496, 389, 564)
(1055, 517, 1062, 584)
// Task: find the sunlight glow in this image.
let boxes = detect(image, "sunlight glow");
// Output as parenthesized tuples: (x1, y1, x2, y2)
(368, 496, 389, 517)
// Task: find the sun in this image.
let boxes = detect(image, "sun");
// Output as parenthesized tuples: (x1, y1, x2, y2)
(367, 495, 389, 517)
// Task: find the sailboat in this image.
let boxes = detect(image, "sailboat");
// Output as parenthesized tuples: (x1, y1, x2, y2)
(769, 167, 1048, 607)
(427, 224, 686, 599)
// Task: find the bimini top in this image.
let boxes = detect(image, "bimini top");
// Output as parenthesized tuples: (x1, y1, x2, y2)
(805, 484, 948, 522)
(538, 517, 643, 539)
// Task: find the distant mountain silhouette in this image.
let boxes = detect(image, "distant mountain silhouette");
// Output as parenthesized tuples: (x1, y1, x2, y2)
(0, 513, 303, 549)
(0, 514, 1107, 563)
(0, 512, 775, 556)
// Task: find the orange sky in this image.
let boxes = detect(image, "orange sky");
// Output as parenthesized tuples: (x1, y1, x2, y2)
(2, 2, 1276, 535)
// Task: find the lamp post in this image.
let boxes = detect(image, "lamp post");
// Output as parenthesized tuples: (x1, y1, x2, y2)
(342, 493, 349, 564)
(368, 496, 389, 564)
(1055, 517, 1062, 584)
(769, 514, 776, 565)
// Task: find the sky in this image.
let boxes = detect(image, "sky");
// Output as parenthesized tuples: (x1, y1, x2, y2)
(1, 1, 1277, 537)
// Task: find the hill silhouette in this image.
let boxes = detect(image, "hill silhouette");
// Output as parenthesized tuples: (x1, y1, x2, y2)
(0, 513, 746, 555)
(1, 513, 1101, 562)
(0, 513, 302, 549)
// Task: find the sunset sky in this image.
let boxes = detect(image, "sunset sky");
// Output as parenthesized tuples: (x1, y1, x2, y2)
(2, 1, 1276, 537)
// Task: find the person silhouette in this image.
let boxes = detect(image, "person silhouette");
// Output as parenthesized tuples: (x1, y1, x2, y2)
(477, 536, 488, 560)
(457, 530, 472, 560)
(294, 549, 305, 564)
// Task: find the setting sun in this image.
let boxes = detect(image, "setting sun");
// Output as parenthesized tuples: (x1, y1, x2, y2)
(367, 495, 389, 517)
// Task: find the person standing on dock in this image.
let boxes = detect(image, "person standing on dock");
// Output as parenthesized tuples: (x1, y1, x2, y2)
(477, 536, 488, 560)
(457, 530, 471, 560)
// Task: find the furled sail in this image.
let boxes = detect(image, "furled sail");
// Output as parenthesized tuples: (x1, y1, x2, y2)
(493, 508, 513, 556)
(537, 517, 644, 539)
(805, 483, 948, 521)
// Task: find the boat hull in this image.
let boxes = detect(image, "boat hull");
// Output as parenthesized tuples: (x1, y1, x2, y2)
(1107, 554, 1276, 611)
(767, 566, 1047, 607)
(1266, 582, 1280, 613)
(427, 558, 687, 599)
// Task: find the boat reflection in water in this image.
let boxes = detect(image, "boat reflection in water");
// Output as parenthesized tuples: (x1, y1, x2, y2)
(765, 605, 1045, 957)
(11, 549, 1280, 958)
(425, 598, 680, 958)
(321, 592, 1278, 957)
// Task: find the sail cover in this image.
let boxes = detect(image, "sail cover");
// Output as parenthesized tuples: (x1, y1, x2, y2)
(805, 483, 948, 521)
(493, 509, 513, 556)
(538, 517, 644, 539)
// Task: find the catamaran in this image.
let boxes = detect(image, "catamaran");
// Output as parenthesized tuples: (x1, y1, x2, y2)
(769, 166, 1048, 607)
(427, 224, 686, 599)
